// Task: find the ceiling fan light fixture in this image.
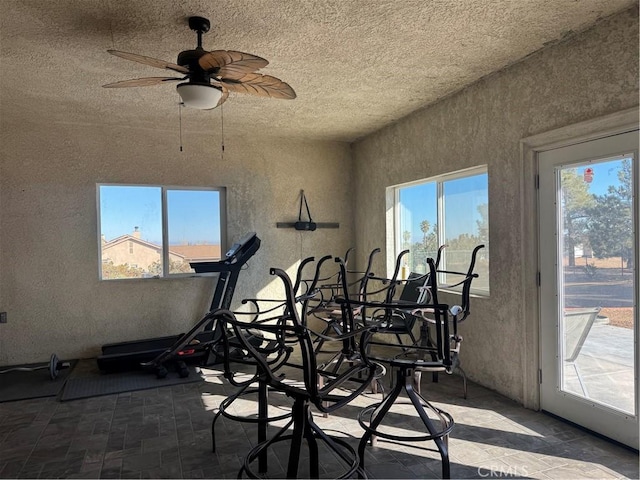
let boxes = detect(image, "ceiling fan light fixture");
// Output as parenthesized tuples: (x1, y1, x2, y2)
(176, 83, 222, 109)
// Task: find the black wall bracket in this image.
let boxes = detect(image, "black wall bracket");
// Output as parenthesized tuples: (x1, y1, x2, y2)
(276, 190, 339, 231)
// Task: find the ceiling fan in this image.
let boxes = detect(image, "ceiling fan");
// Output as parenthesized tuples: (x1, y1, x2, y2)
(103, 16, 296, 110)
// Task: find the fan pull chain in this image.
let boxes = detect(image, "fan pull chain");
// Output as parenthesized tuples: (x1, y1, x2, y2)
(178, 102, 183, 152)
(220, 103, 225, 161)
(107, 0, 115, 48)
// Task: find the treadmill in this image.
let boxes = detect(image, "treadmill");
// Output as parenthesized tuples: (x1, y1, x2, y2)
(97, 232, 261, 375)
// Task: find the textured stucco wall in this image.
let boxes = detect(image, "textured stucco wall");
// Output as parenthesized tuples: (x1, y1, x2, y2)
(352, 7, 639, 404)
(0, 120, 353, 365)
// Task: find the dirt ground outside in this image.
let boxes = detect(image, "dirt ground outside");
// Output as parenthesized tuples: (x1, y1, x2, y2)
(562, 255, 629, 269)
(599, 307, 634, 329)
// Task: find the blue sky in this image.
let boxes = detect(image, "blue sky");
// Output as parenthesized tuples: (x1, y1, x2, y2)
(99, 186, 221, 245)
(399, 173, 488, 243)
(167, 189, 221, 245)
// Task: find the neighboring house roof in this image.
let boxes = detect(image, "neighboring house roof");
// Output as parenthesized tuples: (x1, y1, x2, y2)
(102, 235, 186, 260)
(102, 235, 220, 262)
(169, 244, 221, 262)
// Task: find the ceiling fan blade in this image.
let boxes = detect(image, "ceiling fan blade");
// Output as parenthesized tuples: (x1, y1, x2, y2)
(107, 50, 189, 74)
(199, 50, 269, 79)
(221, 73, 296, 99)
(102, 77, 183, 88)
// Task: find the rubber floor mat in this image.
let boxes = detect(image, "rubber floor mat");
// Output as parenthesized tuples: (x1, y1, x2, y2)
(0, 360, 76, 403)
(60, 365, 203, 401)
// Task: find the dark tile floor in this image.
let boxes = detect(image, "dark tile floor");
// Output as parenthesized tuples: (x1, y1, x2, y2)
(0, 360, 638, 479)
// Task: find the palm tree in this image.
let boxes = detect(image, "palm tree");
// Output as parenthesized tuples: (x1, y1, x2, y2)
(420, 220, 430, 245)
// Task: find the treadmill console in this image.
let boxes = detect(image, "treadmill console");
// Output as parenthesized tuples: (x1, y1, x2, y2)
(225, 231, 257, 259)
(190, 232, 260, 273)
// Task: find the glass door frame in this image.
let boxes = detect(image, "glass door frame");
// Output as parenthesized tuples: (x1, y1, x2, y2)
(537, 130, 638, 449)
(519, 108, 639, 415)
(518, 109, 639, 449)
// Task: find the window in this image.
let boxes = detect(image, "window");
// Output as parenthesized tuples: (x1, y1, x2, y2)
(389, 166, 489, 295)
(97, 184, 225, 280)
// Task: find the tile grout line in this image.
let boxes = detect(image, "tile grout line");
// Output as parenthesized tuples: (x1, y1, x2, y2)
(170, 385, 186, 479)
(105, 393, 123, 477)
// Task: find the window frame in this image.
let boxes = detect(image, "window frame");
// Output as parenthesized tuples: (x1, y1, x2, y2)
(97, 183, 227, 280)
(387, 165, 489, 296)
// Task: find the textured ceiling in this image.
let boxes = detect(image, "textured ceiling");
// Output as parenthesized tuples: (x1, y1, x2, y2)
(0, 0, 636, 142)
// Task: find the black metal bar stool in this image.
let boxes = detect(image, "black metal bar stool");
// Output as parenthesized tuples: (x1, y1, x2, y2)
(349, 257, 456, 479)
(211, 306, 295, 475)
(357, 358, 454, 479)
(211, 257, 317, 475)
(412, 244, 485, 400)
(309, 248, 380, 372)
(218, 266, 378, 479)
